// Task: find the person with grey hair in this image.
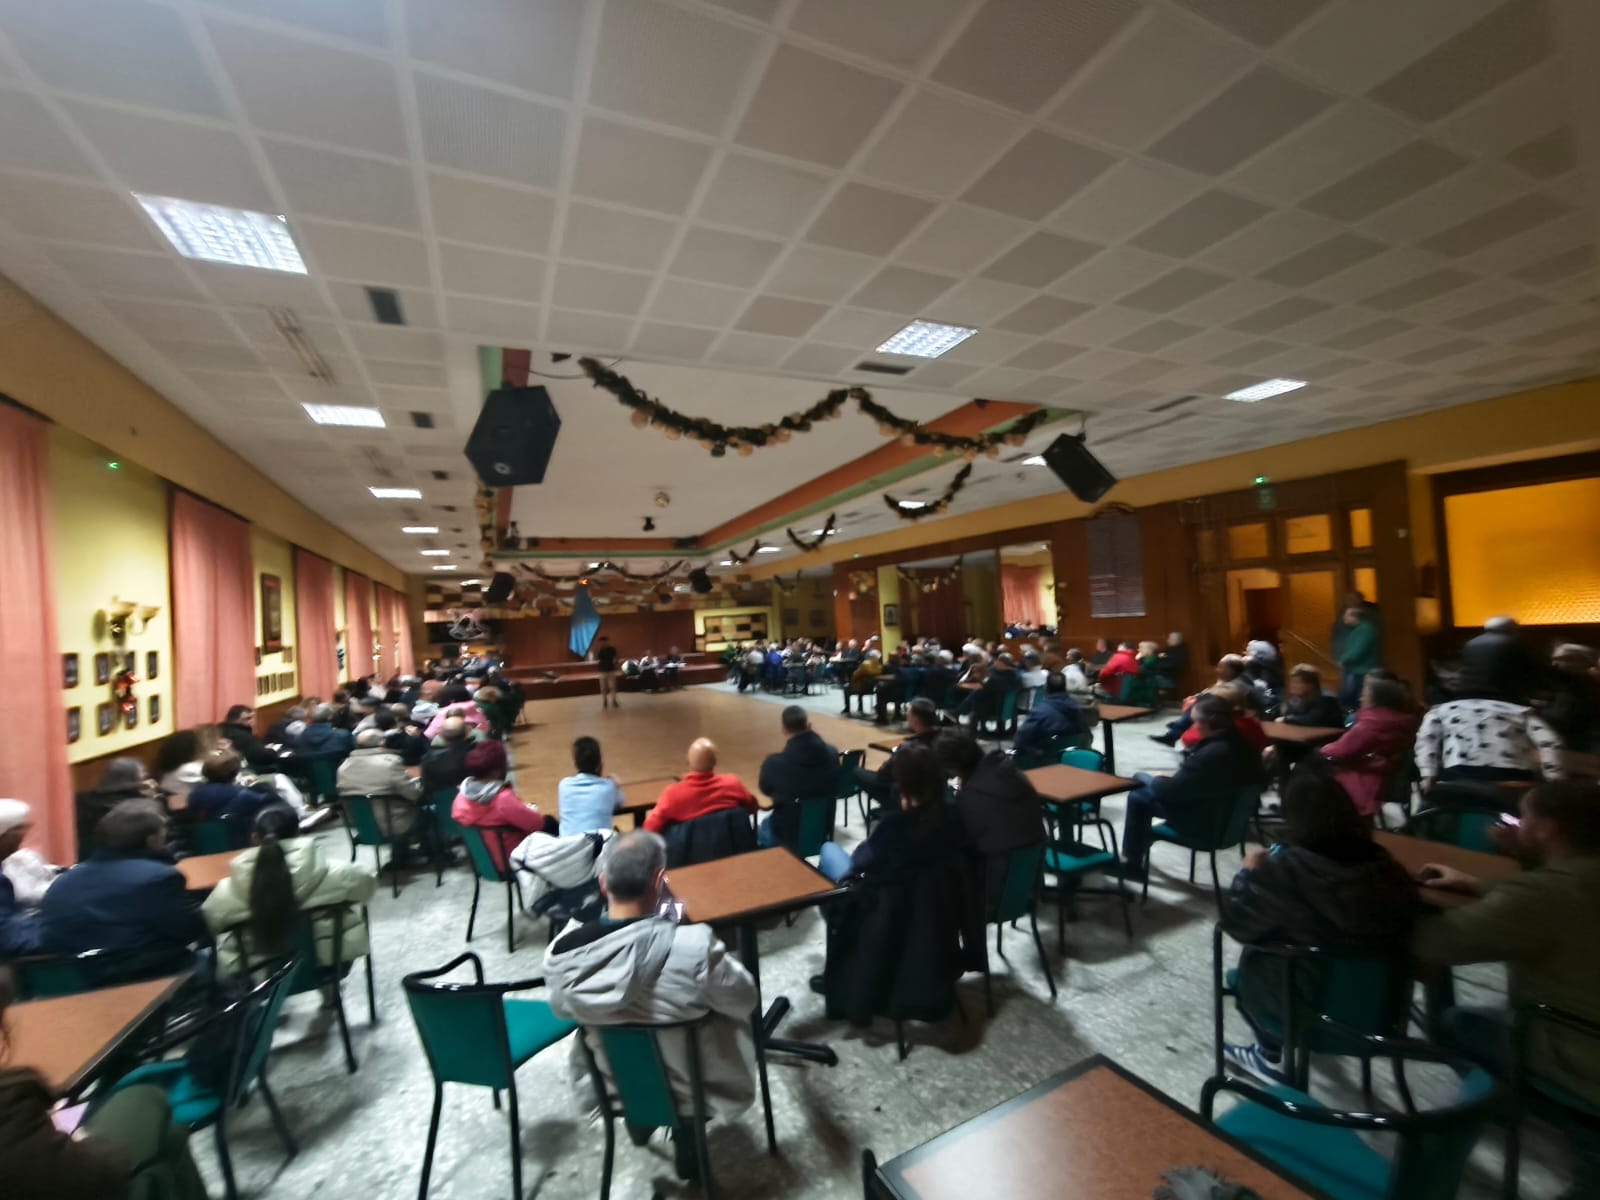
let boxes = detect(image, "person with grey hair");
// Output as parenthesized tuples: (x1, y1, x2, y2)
(543, 831, 757, 1181)
(265, 705, 307, 747)
(336, 727, 424, 849)
(295, 704, 354, 760)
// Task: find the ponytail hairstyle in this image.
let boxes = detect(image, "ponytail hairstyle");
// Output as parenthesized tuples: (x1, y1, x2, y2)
(247, 806, 300, 957)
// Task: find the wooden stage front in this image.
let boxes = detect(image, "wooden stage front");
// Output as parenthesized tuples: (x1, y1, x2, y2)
(506, 685, 883, 807)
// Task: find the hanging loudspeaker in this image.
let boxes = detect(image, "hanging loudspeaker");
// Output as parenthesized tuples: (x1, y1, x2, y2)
(688, 568, 714, 594)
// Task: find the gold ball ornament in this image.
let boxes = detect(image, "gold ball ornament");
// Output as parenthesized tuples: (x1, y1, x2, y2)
(630, 409, 650, 428)
(665, 426, 681, 440)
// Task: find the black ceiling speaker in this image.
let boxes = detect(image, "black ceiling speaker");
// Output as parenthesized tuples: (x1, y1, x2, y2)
(1040, 432, 1117, 504)
(483, 572, 516, 604)
(465, 386, 561, 486)
(688, 567, 714, 594)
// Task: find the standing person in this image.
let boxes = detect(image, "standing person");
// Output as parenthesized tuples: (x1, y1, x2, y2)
(1460, 616, 1545, 705)
(1336, 605, 1381, 709)
(756, 707, 839, 849)
(557, 737, 626, 835)
(594, 636, 619, 710)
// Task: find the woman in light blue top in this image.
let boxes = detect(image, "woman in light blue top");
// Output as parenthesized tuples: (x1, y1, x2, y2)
(557, 736, 625, 834)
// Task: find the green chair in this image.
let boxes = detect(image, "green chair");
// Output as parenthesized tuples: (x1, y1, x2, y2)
(14, 946, 192, 1000)
(1042, 810, 1132, 953)
(793, 795, 837, 861)
(190, 818, 234, 855)
(430, 788, 464, 886)
(576, 1015, 738, 1200)
(1117, 670, 1157, 708)
(107, 959, 299, 1200)
(835, 750, 866, 829)
(981, 842, 1054, 1014)
(1055, 746, 1110, 836)
(1405, 803, 1504, 854)
(403, 952, 577, 1200)
(457, 825, 526, 953)
(1203, 1026, 1501, 1200)
(340, 793, 409, 898)
(1144, 784, 1261, 911)
(980, 689, 1021, 740)
(300, 756, 341, 806)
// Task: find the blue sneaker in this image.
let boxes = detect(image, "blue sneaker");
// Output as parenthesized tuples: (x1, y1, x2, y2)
(1224, 1041, 1289, 1085)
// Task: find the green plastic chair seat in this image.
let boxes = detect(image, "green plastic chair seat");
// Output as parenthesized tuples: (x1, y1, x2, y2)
(114, 1060, 220, 1128)
(1151, 822, 1183, 844)
(1044, 843, 1116, 877)
(1059, 748, 1105, 771)
(505, 998, 577, 1064)
(192, 819, 233, 854)
(1215, 1084, 1390, 1200)
(794, 796, 836, 859)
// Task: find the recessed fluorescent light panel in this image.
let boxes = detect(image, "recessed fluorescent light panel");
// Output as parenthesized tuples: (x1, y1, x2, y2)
(1224, 378, 1306, 402)
(369, 487, 422, 499)
(898, 500, 928, 510)
(460, 578, 482, 586)
(430, 564, 457, 571)
(756, 546, 781, 553)
(402, 526, 438, 534)
(419, 549, 450, 556)
(719, 560, 734, 566)
(876, 320, 978, 359)
(135, 194, 306, 274)
(1022, 455, 1046, 466)
(303, 403, 385, 427)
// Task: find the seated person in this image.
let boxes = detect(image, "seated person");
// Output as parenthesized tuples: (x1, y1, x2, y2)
(661, 646, 685, 687)
(1017, 651, 1048, 692)
(0, 801, 45, 958)
(202, 805, 378, 975)
(420, 716, 475, 796)
(958, 651, 1021, 722)
(452, 740, 556, 871)
(921, 650, 957, 706)
(40, 800, 207, 976)
(756, 706, 839, 848)
(1261, 664, 1347, 781)
(936, 732, 1044, 910)
(184, 749, 287, 836)
(153, 727, 222, 803)
(1097, 642, 1141, 699)
(1317, 671, 1417, 820)
(1152, 655, 1253, 746)
(1416, 678, 1564, 788)
(1412, 780, 1600, 1192)
(1121, 695, 1266, 879)
(1156, 632, 1187, 689)
(1545, 643, 1600, 753)
(1012, 672, 1086, 758)
(876, 654, 925, 724)
(1220, 770, 1416, 1080)
(856, 699, 940, 806)
(557, 736, 626, 835)
(73, 757, 155, 862)
(1244, 639, 1285, 705)
(643, 739, 757, 834)
(637, 651, 661, 693)
(264, 704, 306, 748)
(337, 728, 425, 847)
(1180, 682, 1268, 753)
(217, 704, 278, 769)
(1087, 637, 1113, 676)
(818, 743, 963, 884)
(296, 704, 355, 760)
(848, 650, 884, 704)
(544, 832, 759, 1180)
(383, 704, 432, 766)
(1062, 649, 1096, 704)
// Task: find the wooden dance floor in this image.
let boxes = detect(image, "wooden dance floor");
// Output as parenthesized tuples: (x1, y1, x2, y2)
(506, 685, 878, 806)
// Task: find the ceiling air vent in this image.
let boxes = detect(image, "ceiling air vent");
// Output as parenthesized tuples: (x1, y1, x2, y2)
(854, 361, 913, 376)
(367, 287, 405, 326)
(410, 412, 435, 429)
(431, 469, 449, 480)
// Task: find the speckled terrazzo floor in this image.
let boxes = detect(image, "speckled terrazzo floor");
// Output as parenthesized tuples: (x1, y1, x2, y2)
(203, 682, 1567, 1200)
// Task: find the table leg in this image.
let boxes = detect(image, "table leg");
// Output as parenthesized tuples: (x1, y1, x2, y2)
(1101, 718, 1117, 776)
(739, 922, 839, 1068)
(737, 924, 779, 1154)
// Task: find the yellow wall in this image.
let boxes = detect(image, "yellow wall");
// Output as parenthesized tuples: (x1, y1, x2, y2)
(0, 272, 404, 590)
(52, 427, 174, 763)
(876, 566, 903, 655)
(962, 557, 999, 641)
(251, 528, 298, 704)
(1445, 479, 1600, 626)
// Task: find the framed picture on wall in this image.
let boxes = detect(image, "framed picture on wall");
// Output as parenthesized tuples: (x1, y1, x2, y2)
(148, 695, 160, 724)
(883, 603, 899, 628)
(96, 702, 114, 736)
(123, 704, 137, 730)
(63, 653, 79, 688)
(146, 650, 158, 679)
(123, 651, 136, 674)
(260, 573, 284, 653)
(254, 646, 262, 666)
(282, 645, 294, 664)
(94, 653, 110, 685)
(782, 609, 799, 626)
(67, 707, 80, 743)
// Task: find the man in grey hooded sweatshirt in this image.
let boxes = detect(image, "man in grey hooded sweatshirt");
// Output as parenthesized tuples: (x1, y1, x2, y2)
(543, 832, 757, 1176)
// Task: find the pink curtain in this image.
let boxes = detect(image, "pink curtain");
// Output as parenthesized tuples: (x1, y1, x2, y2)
(294, 548, 339, 702)
(376, 585, 397, 681)
(171, 491, 256, 731)
(345, 571, 373, 685)
(393, 588, 415, 679)
(0, 405, 74, 863)
(1001, 565, 1045, 626)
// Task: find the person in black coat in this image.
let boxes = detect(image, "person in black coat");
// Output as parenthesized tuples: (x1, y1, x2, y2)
(1012, 672, 1086, 756)
(182, 750, 286, 835)
(958, 653, 1022, 722)
(937, 732, 1045, 912)
(420, 716, 475, 796)
(39, 800, 207, 981)
(1220, 769, 1416, 1077)
(295, 705, 354, 760)
(217, 705, 279, 769)
(1121, 695, 1265, 876)
(921, 652, 957, 708)
(1265, 664, 1349, 786)
(1460, 616, 1546, 704)
(855, 699, 940, 806)
(756, 706, 839, 849)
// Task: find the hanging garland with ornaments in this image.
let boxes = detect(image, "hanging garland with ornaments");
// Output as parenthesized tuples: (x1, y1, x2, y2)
(771, 571, 805, 595)
(722, 540, 766, 566)
(578, 357, 1046, 460)
(884, 464, 973, 521)
(786, 513, 836, 553)
(898, 556, 965, 593)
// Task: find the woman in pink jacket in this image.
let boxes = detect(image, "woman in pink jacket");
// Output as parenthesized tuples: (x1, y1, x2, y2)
(1317, 672, 1417, 819)
(450, 740, 554, 870)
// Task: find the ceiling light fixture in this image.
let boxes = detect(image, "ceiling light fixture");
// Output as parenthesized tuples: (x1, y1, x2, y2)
(756, 546, 781, 553)
(272, 308, 334, 382)
(1022, 455, 1047, 466)
(420, 549, 450, 556)
(1224, 378, 1307, 403)
(135, 193, 307, 274)
(370, 487, 422, 499)
(719, 560, 734, 566)
(431, 564, 457, 571)
(876, 320, 978, 359)
(402, 526, 438, 534)
(898, 500, 928, 510)
(303, 403, 384, 427)
(460, 578, 482, 586)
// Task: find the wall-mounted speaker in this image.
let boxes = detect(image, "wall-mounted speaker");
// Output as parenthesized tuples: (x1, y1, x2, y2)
(1040, 433, 1117, 504)
(483, 572, 516, 604)
(688, 567, 714, 594)
(465, 386, 561, 486)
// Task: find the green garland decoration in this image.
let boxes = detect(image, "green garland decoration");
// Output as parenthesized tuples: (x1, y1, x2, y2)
(884, 464, 972, 521)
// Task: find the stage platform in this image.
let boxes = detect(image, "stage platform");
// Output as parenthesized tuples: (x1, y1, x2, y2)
(505, 653, 725, 698)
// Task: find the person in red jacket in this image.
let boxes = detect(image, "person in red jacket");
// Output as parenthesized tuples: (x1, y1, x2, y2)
(451, 740, 555, 871)
(1095, 641, 1140, 699)
(1181, 682, 1269, 753)
(1317, 671, 1418, 819)
(643, 738, 757, 834)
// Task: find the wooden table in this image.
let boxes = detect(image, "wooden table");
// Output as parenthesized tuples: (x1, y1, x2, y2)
(178, 849, 240, 891)
(873, 1055, 1327, 1200)
(1373, 831, 1520, 909)
(1260, 721, 1345, 746)
(667, 847, 846, 1148)
(1024, 763, 1137, 808)
(1095, 704, 1154, 775)
(10, 975, 189, 1097)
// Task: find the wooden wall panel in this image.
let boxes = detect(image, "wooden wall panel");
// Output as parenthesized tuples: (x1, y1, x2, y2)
(500, 610, 696, 666)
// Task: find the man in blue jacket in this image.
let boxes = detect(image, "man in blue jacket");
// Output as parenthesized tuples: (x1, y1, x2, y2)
(40, 800, 206, 978)
(294, 703, 355, 760)
(1013, 672, 1086, 756)
(757, 706, 840, 849)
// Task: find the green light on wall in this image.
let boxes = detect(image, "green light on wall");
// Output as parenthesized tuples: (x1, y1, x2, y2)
(107, 461, 121, 470)
(1253, 475, 1269, 485)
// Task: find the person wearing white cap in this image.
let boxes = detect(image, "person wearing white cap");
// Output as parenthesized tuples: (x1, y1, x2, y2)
(0, 800, 46, 956)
